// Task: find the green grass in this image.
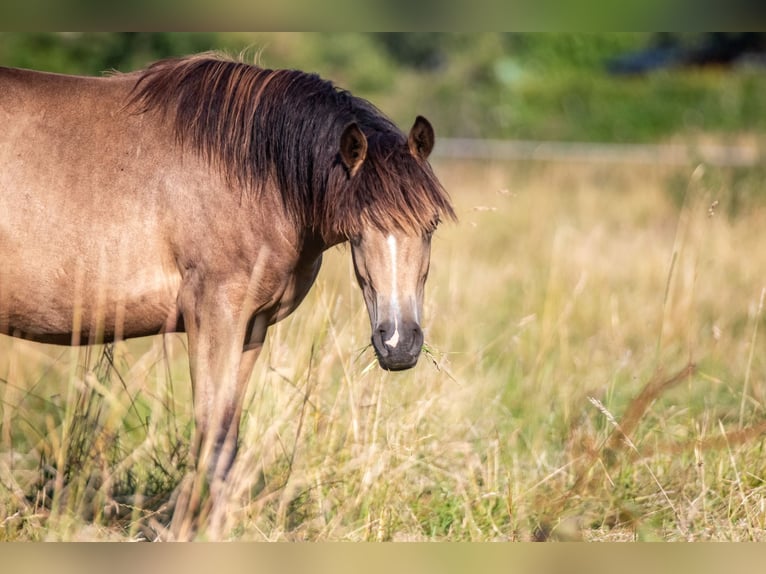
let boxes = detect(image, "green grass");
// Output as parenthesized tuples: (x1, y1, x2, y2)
(3, 156, 766, 540)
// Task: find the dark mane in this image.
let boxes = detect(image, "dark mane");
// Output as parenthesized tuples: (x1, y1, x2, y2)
(128, 53, 455, 239)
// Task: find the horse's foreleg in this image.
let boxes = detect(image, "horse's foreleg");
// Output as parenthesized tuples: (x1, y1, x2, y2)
(199, 313, 268, 481)
(170, 280, 266, 539)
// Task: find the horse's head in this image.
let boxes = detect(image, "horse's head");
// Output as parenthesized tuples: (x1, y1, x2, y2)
(337, 116, 451, 371)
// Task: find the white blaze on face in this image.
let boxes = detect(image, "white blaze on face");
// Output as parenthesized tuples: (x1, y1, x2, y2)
(384, 234, 400, 348)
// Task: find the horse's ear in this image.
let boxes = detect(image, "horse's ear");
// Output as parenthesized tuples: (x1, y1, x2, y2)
(340, 123, 367, 175)
(408, 116, 435, 160)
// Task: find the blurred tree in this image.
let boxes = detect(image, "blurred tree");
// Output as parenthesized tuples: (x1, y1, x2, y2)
(0, 32, 225, 75)
(606, 33, 766, 75)
(375, 33, 447, 71)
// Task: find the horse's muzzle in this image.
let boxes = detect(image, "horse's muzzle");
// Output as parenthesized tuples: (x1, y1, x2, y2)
(371, 319, 424, 371)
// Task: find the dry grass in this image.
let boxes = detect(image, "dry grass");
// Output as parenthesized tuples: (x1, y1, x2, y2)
(3, 156, 766, 541)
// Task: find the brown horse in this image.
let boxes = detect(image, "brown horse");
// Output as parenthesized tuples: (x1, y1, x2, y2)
(0, 53, 454, 535)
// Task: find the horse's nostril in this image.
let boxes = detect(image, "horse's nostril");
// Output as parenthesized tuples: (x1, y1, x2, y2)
(373, 325, 391, 356)
(412, 324, 424, 345)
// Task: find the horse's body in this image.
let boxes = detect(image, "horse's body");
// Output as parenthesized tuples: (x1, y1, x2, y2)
(0, 54, 454, 536)
(0, 65, 316, 345)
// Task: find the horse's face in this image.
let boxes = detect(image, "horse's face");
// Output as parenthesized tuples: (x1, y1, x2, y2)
(339, 116, 443, 371)
(350, 226, 431, 370)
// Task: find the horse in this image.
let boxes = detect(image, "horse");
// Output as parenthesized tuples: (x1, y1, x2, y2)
(0, 53, 455, 536)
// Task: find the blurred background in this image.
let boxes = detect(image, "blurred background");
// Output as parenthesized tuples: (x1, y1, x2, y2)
(2, 32, 766, 143)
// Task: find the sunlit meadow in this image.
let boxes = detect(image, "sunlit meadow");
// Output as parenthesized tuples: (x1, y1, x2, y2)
(2, 154, 766, 541)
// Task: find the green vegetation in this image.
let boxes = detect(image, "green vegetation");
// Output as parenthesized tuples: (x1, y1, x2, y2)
(3, 33, 766, 142)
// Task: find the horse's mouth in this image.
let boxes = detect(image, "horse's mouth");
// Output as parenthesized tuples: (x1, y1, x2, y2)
(377, 355, 420, 371)
(372, 341, 421, 371)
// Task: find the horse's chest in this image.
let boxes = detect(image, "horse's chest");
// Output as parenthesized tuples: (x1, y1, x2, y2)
(270, 255, 323, 324)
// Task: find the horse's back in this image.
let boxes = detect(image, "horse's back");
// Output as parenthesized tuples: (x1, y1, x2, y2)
(1, 67, 141, 180)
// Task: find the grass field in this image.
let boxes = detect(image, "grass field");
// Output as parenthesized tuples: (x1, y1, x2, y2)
(2, 154, 766, 541)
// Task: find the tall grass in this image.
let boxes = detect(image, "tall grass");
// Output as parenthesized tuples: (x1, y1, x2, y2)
(2, 156, 766, 540)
